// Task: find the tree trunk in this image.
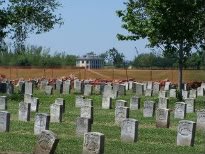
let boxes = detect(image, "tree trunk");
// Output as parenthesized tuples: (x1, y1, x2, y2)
(178, 43, 183, 101)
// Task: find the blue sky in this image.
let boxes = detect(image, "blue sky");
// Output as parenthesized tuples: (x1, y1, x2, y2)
(26, 0, 149, 60)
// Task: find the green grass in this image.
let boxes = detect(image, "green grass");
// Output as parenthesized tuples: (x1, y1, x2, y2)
(0, 89, 205, 154)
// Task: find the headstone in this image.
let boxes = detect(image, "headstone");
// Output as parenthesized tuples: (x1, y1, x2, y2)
(63, 80, 70, 95)
(183, 83, 187, 91)
(136, 83, 144, 96)
(196, 109, 205, 130)
(169, 89, 177, 98)
(80, 106, 93, 124)
(185, 98, 195, 113)
(31, 97, 39, 112)
(121, 118, 138, 143)
(0, 111, 10, 132)
(0, 82, 7, 93)
(197, 87, 204, 97)
(130, 96, 140, 110)
(40, 80, 48, 90)
(174, 102, 186, 119)
(156, 108, 170, 128)
(128, 81, 133, 90)
(124, 82, 129, 91)
(132, 82, 136, 93)
(75, 80, 82, 94)
(83, 132, 105, 154)
(25, 81, 33, 94)
(94, 84, 101, 95)
(103, 84, 112, 98)
(18, 81, 25, 93)
(76, 117, 91, 137)
(115, 107, 129, 126)
(0, 96, 7, 110)
(182, 90, 189, 99)
(177, 120, 196, 146)
(102, 97, 112, 109)
(6, 82, 14, 95)
(45, 85, 53, 95)
(118, 84, 126, 96)
(84, 84, 93, 96)
(50, 103, 63, 123)
(55, 98, 65, 113)
(33, 130, 59, 154)
(143, 101, 155, 117)
(153, 82, 160, 96)
(189, 89, 197, 98)
(34, 113, 50, 135)
(75, 95, 85, 108)
(19, 102, 31, 121)
(145, 89, 152, 97)
(164, 82, 171, 91)
(159, 90, 167, 98)
(24, 93, 33, 103)
(115, 100, 127, 108)
(158, 97, 169, 109)
(56, 80, 63, 93)
(83, 99, 93, 107)
(142, 82, 147, 91)
(201, 82, 205, 89)
(147, 81, 153, 90)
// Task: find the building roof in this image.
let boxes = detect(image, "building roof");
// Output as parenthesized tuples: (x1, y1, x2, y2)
(76, 53, 103, 60)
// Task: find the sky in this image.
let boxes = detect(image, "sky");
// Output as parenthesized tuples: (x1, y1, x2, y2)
(26, 0, 149, 60)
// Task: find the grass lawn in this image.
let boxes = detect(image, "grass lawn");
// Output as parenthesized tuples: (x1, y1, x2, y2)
(0, 88, 204, 154)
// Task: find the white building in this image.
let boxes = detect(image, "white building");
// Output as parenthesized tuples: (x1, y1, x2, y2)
(76, 53, 104, 69)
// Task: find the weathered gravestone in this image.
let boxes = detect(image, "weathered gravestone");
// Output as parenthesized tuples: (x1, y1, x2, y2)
(102, 97, 112, 109)
(94, 84, 101, 95)
(174, 102, 186, 119)
(132, 82, 137, 93)
(164, 82, 171, 91)
(115, 100, 127, 108)
(196, 109, 205, 130)
(80, 106, 93, 124)
(63, 80, 70, 95)
(18, 80, 25, 93)
(145, 89, 152, 97)
(40, 80, 48, 90)
(156, 108, 170, 128)
(0, 111, 10, 132)
(128, 81, 133, 90)
(147, 81, 153, 90)
(76, 117, 91, 137)
(115, 107, 129, 126)
(177, 120, 196, 146)
(25, 81, 33, 94)
(19, 102, 31, 121)
(0, 82, 7, 93)
(6, 82, 14, 95)
(83, 99, 93, 107)
(121, 118, 138, 143)
(24, 93, 33, 103)
(143, 101, 155, 117)
(0, 96, 7, 110)
(136, 83, 144, 96)
(201, 82, 205, 89)
(34, 113, 50, 135)
(33, 130, 59, 154)
(182, 90, 189, 99)
(185, 98, 195, 113)
(118, 84, 126, 96)
(169, 89, 177, 98)
(74, 80, 82, 94)
(55, 98, 65, 113)
(153, 82, 160, 96)
(83, 132, 105, 154)
(158, 97, 169, 109)
(45, 86, 53, 95)
(197, 87, 204, 97)
(84, 84, 93, 96)
(189, 89, 197, 98)
(75, 96, 85, 108)
(159, 90, 167, 98)
(50, 103, 63, 123)
(31, 97, 39, 112)
(56, 80, 63, 93)
(130, 96, 140, 110)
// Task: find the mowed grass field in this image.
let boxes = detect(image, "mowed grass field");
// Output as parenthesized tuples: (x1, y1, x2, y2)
(0, 88, 204, 153)
(0, 67, 205, 82)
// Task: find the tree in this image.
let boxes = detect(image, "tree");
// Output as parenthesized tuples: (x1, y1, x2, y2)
(117, 0, 205, 100)
(0, 0, 63, 53)
(105, 48, 125, 68)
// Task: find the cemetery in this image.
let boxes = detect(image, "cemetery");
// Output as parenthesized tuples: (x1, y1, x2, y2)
(0, 77, 204, 153)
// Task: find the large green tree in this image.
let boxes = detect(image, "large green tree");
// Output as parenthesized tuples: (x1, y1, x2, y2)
(0, 0, 63, 52)
(117, 0, 205, 99)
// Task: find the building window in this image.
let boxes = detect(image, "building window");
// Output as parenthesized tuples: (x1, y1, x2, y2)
(82, 60, 84, 64)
